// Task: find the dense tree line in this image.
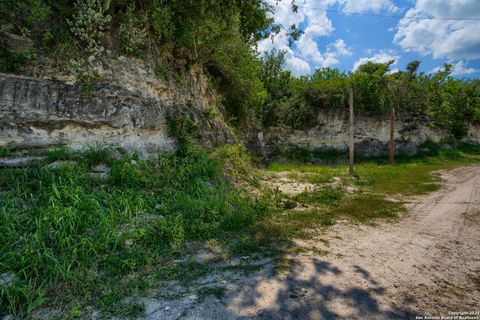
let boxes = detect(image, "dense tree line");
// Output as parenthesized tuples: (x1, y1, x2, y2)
(259, 50, 480, 138)
(1, 1, 479, 138)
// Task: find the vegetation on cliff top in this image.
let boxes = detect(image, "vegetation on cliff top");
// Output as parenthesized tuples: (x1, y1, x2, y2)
(260, 51, 480, 138)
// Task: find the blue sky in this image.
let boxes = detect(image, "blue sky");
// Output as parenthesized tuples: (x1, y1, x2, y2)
(257, 0, 480, 78)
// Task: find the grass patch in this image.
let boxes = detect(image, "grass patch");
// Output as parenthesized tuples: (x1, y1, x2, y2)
(101, 301, 146, 319)
(154, 262, 212, 285)
(0, 147, 11, 157)
(255, 209, 335, 240)
(294, 187, 343, 206)
(268, 162, 345, 175)
(353, 162, 444, 196)
(46, 146, 77, 161)
(197, 286, 227, 300)
(229, 236, 262, 256)
(0, 143, 265, 317)
(332, 194, 405, 223)
(269, 145, 480, 197)
(273, 145, 346, 163)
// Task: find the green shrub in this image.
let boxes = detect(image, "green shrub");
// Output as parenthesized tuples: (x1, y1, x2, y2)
(211, 144, 253, 179)
(82, 142, 113, 166)
(154, 63, 167, 79)
(275, 97, 316, 129)
(46, 146, 76, 161)
(312, 148, 346, 161)
(75, 65, 101, 99)
(119, 5, 147, 55)
(150, 6, 174, 43)
(417, 139, 441, 157)
(69, 0, 111, 55)
(167, 115, 199, 145)
(26, 0, 52, 26)
(0, 47, 26, 73)
(203, 106, 218, 120)
(274, 145, 312, 162)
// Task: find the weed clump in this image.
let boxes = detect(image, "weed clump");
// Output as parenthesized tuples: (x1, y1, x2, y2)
(0, 147, 11, 157)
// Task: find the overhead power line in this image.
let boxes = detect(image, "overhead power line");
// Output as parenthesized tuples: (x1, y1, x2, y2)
(296, 5, 480, 21)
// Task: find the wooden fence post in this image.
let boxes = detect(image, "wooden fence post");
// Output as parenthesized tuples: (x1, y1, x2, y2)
(389, 106, 395, 164)
(349, 87, 354, 174)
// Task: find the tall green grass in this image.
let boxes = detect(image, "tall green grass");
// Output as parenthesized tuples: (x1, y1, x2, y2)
(0, 143, 264, 316)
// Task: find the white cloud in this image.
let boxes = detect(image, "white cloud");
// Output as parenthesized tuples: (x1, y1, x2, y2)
(451, 61, 478, 76)
(394, 0, 480, 60)
(257, 0, 360, 75)
(286, 57, 312, 76)
(431, 61, 478, 76)
(339, 0, 399, 13)
(328, 39, 352, 57)
(257, 29, 311, 76)
(257, 0, 404, 75)
(352, 52, 400, 71)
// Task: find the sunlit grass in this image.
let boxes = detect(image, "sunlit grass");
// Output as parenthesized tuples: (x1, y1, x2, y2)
(255, 209, 336, 240)
(260, 145, 480, 235)
(268, 146, 480, 197)
(332, 194, 405, 223)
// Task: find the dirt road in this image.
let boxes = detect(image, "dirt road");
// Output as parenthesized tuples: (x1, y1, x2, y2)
(138, 165, 480, 319)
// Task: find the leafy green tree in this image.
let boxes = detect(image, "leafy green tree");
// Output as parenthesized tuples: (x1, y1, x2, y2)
(350, 61, 392, 113)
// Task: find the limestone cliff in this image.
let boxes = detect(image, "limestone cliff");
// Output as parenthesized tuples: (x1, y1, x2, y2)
(0, 56, 235, 156)
(250, 111, 480, 161)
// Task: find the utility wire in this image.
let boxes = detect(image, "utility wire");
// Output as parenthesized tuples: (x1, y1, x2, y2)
(296, 5, 480, 21)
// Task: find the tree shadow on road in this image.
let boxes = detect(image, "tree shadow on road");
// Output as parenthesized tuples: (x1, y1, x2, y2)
(221, 257, 417, 320)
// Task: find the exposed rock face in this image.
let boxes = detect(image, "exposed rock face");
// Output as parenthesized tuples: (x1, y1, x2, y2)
(0, 57, 235, 157)
(1, 55, 478, 160)
(251, 111, 480, 160)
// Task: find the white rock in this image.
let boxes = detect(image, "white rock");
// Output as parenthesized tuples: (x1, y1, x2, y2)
(47, 160, 77, 169)
(0, 156, 44, 167)
(0, 272, 16, 288)
(90, 164, 111, 180)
